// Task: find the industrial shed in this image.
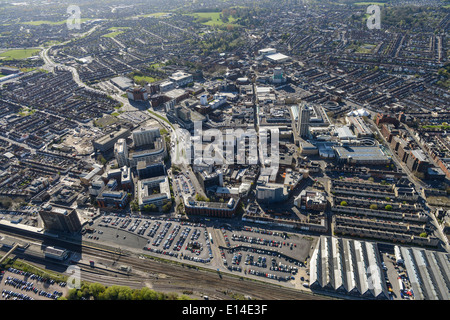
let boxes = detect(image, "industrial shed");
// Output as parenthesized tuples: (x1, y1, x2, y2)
(309, 236, 389, 299)
(399, 246, 450, 300)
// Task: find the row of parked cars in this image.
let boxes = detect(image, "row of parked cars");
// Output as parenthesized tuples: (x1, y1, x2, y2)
(173, 226, 191, 251)
(7, 268, 67, 287)
(232, 234, 283, 248)
(147, 221, 161, 238)
(247, 269, 292, 282)
(2, 289, 34, 300)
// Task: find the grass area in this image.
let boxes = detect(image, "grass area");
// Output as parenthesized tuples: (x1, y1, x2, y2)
(1, 257, 68, 283)
(102, 30, 125, 38)
(18, 107, 36, 117)
(133, 75, 158, 83)
(149, 62, 162, 70)
(0, 48, 40, 60)
(107, 27, 131, 31)
(422, 124, 450, 130)
(186, 12, 238, 26)
(357, 43, 376, 53)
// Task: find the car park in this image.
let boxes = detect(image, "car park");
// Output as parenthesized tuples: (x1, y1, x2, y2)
(1, 270, 66, 300)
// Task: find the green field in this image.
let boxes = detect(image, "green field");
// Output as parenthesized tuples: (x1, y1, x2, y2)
(107, 27, 131, 31)
(0, 48, 40, 60)
(133, 75, 158, 83)
(422, 124, 450, 130)
(102, 30, 125, 38)
(187, 12, 238, 26)
(357, 43, 376, 53)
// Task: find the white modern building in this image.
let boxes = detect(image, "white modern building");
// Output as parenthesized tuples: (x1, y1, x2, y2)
(132, 126, 161, 147)
(169, 71, 193, 87)
(114, 138, 128, 167)
(258, 48, 277, 56)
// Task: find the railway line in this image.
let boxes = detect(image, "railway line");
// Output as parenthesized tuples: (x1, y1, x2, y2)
(76, 245, 333, 300)
(0, 228, 334, 300)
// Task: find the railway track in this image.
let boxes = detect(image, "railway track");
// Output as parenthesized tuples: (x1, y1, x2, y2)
(0, 229, 334, 300)
(79, 245, 332, 300)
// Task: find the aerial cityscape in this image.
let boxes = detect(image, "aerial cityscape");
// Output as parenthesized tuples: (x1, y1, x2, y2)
(0, 0, 449, 307)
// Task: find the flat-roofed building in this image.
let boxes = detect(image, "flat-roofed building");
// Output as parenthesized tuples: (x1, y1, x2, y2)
(158, 81, 175, 92)
(184, 196, 239, 218)
(137, 176, 171, 209)
(258, 48, 277, 56)
(132, 126, 160, 148)
(169, 70, 193, 87)
(96, 184, 130, 209)
(39, 205, 82, 233)
(129, 137, 167, 168)
(127, 86, 148, 101)
(137, 160, 165, 179)
(92, 128, 131, 153)
(114, 138, 128, 167)
(110, 76, 133, 91)
(334, 146, 390, 165)
(266, 53, 290, 64)
(406, 149, 430, 173)
(294, 189, 327, 211)
(336, 126, 356, 141)
(43, 246, 69, 261)
(88, 175, 105, 196)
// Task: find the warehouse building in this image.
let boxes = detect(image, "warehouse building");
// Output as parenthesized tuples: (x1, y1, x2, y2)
(266, 53, 290, 64)
(398, 245, 450, 300)
(334, 146, 390, 165)
(309, 236, 389, 299)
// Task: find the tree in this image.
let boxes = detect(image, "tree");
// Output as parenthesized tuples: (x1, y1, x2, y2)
(97, 155, 107, 165)
(385, 205, 393, 211)
(143, 204, 158, 212)
(340, 201, 348, 206)
(419, 232, 427, 238)
(162, 202, 172, 213)
(370, 204, 378, 210)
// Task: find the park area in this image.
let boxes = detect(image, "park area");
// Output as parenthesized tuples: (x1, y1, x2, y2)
(0, 48, 41, 60)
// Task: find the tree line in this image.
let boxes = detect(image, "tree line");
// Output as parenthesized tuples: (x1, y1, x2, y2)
(63, 282, 191, 300)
